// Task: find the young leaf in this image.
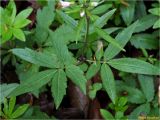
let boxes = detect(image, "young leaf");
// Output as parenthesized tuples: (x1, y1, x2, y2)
(14, 8, 33, 21)
(89, 83, 102, 100)
(153, 19, 160, 29)
(100, 109, 114, 119)
(12, 48, 59, 68)
(95, 27, 125, 52)
(51, 69, 67, 109)
(148, 8, 160, 16)
(12, 28, 25, 41)
(129, 103, 150, 119)
(8, 97, 16, 116)
(86, 62, 101, 80)
(66, 65, 87, 94)
(138, 75, 155, 102)
(9, 70, 56, 97)
(14, 19, 31, 28)
(0, 83, 19, 104)
(100, 64, 117, 104)
(104, 21, 138, 60)
(120, 1, 136, 26)
(107, 58, 160, 75)
(11, 104, 29, 118)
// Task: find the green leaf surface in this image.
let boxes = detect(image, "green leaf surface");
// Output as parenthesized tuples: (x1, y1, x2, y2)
(130, 33, 159, 49)
(0, 84, 19, 104)
(8, 97, 16, 116)
(134, 14, 158, 33)
(101, 64, 117, 104)
(153, 19, 160, 29)
(9, 69, 56, 97)
(15, 8, 33, 21)
(14, 19, 31, 28)
(51, 69, 67, 109)
(95, 27, 125, 52)
(86, 62, 101, 80)
(12, 48, 59, 68)
(94, 9, 116, 28)
(11, 104, 29, 118)
(148, 8, 160, 16)
(116, 81, 146, 104)
(57, 10, 78, 29)
(138, 75, 155, 102)
(108, 58, 160, 75)
(100, 109, 114, 119)
(37, 1, 55, 28)
(49, 25, 75, 65)
(129, 103, 150, 119)
(66, 65, 87, 94)
(12, 28, 25, 41)
(120, 1, 136, 26)
(104, 21, 138, 60)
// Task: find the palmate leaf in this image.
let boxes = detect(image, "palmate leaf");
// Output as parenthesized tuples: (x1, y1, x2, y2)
(12, 48, 59, 68)
(104, 21, 138, 60)
(138, 75, 155, 102)
(49, 25, 75, 65)
(107, 58, 160, 75)
(9, 69, 56, 97)
(100, 64, 117, 104)
(66, 64, 87, 94)
(51, 69, 67, 109)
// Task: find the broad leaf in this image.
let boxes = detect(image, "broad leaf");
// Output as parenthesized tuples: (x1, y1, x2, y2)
(0, 83, 19, 104)
(116, 81, 146, 104)
(138, 75, 154, 102)
(107, 58, 160, 75)
(12, 48, 59, 68)
(129, 103, 150, 119)
(101, 64, 117, 104)
(120, 1, 136, 26)
(14, 19, 31, 28)
(8, 97, 16, 116)
(95, 27, 125, 52)
(130, 34, 159, 49)
(86, 62, 101, 80)
(51, 69, 67, 109)
(134, 14, 158, 33)
(104, 21, 138, 60)
(66, 65, 87, 94)
(9, 69, 56, 97)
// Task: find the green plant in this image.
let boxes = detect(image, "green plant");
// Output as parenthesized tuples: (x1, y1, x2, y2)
(100, 97, 128, 119)
(1, 0, 159, 119)
(0, 0, 33, 44)
(0, 97, 29, 119)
